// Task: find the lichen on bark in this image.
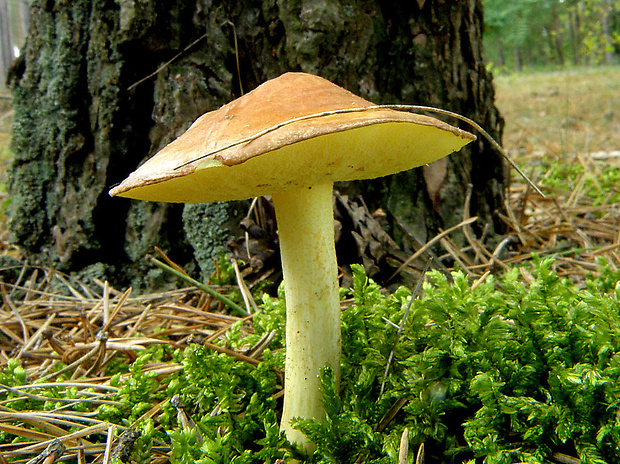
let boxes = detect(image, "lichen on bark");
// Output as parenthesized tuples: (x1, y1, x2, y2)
(182, 202, 249, 279)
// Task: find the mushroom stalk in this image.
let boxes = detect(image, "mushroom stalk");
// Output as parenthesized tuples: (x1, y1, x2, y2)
(272, 182, 341, 449)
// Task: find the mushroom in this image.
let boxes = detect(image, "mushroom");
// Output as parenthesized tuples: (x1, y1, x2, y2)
(110, 72, 474, 450)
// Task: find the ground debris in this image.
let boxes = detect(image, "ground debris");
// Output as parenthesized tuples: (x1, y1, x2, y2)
(0, 262, 257, 462)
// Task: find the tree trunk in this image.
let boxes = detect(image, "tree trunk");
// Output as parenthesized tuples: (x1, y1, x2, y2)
(569, 9, 582, 66)
(601, 1, 615, 64)
(549, 5, 565, 66)
(0, 0, 12, 86)
(7, 0, 505, 288)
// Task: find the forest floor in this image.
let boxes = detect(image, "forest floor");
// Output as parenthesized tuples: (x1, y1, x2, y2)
(488, 65, 620, 281)
(494, 65, 620, 159)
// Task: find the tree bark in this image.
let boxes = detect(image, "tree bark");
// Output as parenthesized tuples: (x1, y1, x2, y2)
(7, 0, 505, 288)
(0, 0, 13, 86)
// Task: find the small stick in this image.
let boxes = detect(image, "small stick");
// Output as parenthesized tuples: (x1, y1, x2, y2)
(1, 422, 109, 457)
(82, 332, 109, 378)
(76, 438, 86, 464)
(375, 397, 407, 433)
(245, 330, 275, 359)
(231, 258, 258, 313)
(438, 235, 474, 276)
(100, 288, 133, 334)
(24, 438, 65, 464)
(398, 428, 409, 464)
(38, 344, 100, 382)
(202, 341, 260, 367)
(125, 304, 152, 339)
(470, 270, 491, 291)
(147, 255, 248, 317)
(551, 451, 580, 464)
(102, 281, 110, 330)
(18, 313, 57, 360)
(154, 246, 189, 276)
(1, 283, 29, 345)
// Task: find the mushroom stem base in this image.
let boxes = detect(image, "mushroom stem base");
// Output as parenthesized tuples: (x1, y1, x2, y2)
(272, 183, 341, 450)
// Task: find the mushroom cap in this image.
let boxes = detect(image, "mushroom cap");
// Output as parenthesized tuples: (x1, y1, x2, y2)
(110, 72, 475, 203)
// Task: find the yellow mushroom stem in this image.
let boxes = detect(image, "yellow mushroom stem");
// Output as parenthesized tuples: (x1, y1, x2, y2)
(271, 182, 341, 449)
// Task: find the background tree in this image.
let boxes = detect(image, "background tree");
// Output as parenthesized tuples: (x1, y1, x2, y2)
(7, 0, 505, 289)
(0, 0, 29, 89)
(484, 0, 620, 70)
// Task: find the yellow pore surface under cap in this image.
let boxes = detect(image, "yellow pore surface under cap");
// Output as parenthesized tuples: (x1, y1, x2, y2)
(115, 120, 470, 203)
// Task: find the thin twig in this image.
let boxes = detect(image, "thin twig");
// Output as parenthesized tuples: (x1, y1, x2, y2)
(1, 422, 110, 457)
(2, 283, 29, 345)
(231, 258, 258, 313)
(147, 255, 248, 317)
(389, 217, 478, 281)
(379, 260, 431, 396)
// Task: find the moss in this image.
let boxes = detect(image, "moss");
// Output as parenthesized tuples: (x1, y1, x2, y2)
(68, 262, 115, 292)
(7, 160, 54, 250)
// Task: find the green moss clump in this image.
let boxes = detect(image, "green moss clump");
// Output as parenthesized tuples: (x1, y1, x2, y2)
(3, 259, 620, 463)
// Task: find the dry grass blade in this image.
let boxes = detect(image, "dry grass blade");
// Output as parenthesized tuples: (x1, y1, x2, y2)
(1, 283, 29, 346)
(0, 423, 54, 441)
(147, 255, 248, 316)
(2, 422, 109, 457)
(502, 168, 620, 281)
(2, 73, 620, 459)
(16, 314, 56, 360)
(0, 407, 70, 439)
(375, 397, 407, 433)
(410, 149, 620, 282)
(170, 104, 545, 197)
(231, 258, 259, 313)
(101, 425, 115, 464)
(201, 341, 260, 367)
(24, 439, 64, 464)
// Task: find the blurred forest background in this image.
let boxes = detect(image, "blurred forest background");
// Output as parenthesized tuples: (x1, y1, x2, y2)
(484, 0, 620, 70)
(0, 0, 28, 87)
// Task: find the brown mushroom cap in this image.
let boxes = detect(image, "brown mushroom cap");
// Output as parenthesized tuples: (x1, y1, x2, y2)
(110, 72, 475, 203)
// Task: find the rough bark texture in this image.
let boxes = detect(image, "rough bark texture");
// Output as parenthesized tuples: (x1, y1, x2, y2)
(7, 0, 505, 288)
